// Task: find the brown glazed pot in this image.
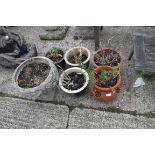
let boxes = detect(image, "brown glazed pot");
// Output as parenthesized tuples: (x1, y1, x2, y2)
(91, 48, 123, 68)
(91, 66, 121, 102)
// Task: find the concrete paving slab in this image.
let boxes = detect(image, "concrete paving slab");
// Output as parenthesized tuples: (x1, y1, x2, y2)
(0, 97, 69, 129)
(68, 108, 155, 129)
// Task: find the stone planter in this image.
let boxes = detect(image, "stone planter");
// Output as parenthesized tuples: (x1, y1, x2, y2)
(59, 67, 89, 95)
(64, 47, 91, 67)
(12, 56, 59, 100)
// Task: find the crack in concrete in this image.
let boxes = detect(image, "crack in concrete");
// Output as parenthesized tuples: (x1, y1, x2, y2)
(0, 92, 155, 119)
(66, 107, 76, 129)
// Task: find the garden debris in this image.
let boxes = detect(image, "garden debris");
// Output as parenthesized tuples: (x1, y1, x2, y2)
(133, 77, 145, 88)
(62, 72, 85, 90)
(39, 26, 69, 40)
(0, 27, 37, 68)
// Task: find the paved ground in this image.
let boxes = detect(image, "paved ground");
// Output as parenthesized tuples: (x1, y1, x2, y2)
(0, 26, 155, 128)
(0, 97, 68, 129)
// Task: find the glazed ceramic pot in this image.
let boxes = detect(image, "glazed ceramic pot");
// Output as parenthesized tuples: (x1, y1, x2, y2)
(46, 48, 66, 70)
(64, 47, 91, 67)
(59, 67, 89, 95)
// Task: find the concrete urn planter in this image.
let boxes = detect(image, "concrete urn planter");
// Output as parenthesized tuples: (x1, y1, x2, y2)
(12, 56, 59, 100)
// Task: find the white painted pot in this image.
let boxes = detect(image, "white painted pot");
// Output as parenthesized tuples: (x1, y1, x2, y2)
(59, 67, 89, 94)
(12, 56, 59, 100)
(64, 47, 91, 67)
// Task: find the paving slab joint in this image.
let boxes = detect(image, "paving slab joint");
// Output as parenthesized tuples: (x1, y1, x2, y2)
(66, 107, 76, 129)
(0, 92, 155, 119)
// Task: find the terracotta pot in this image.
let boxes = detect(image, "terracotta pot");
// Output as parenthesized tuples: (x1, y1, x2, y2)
(91, 66, 121, 102)
(91, 48, 123, 68)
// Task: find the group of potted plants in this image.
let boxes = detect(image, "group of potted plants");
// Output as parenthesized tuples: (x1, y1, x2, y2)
(90, 47, 123, 101)
(59, 47, 90, 95)
(12, 39, 123, 102)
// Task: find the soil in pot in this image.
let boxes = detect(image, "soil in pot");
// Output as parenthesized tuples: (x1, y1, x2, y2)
(18, 63, 50, 88)
(62, 72, 86, 90)
(94, 50, 121, 67)
(68, 53, 87, 64)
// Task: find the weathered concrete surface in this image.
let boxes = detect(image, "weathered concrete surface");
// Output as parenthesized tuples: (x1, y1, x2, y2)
(0, 97, 69, 129)
(0, 26, 155, 114)
(39, 26, 69, 40)
(68, 108, 155, 129)
(73, 26, 94, 39)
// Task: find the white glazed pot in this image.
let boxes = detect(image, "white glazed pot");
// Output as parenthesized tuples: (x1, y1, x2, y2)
(12, 56, 59, 100)
(59, 67, 89, 94)
(64, 47, 91, 67)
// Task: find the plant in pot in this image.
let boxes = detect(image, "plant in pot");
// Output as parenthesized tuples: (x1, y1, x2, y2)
(12, 56, 59, 100)
(64, 47, 91, 67)
(91, 36, 123, 68)
(80, 63, 121, 101)
(59, 67, 89, 95)
(91, 66, 121, 101)
(46, 47, 66, 70)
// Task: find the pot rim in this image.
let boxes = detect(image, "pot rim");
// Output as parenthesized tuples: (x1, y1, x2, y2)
(12, 56, 58, 92)
(64, 46, 91, 66)
(91, 48, 123, 68)
(59, 67, 89, 94)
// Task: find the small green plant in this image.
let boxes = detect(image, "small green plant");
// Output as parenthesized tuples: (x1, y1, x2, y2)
(100, 69, 106, 81)
(80, 62, 96, 87)
(99, 67, 119, 84)
(48, 47, 62, 60)
(80, 62, 119, 88)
